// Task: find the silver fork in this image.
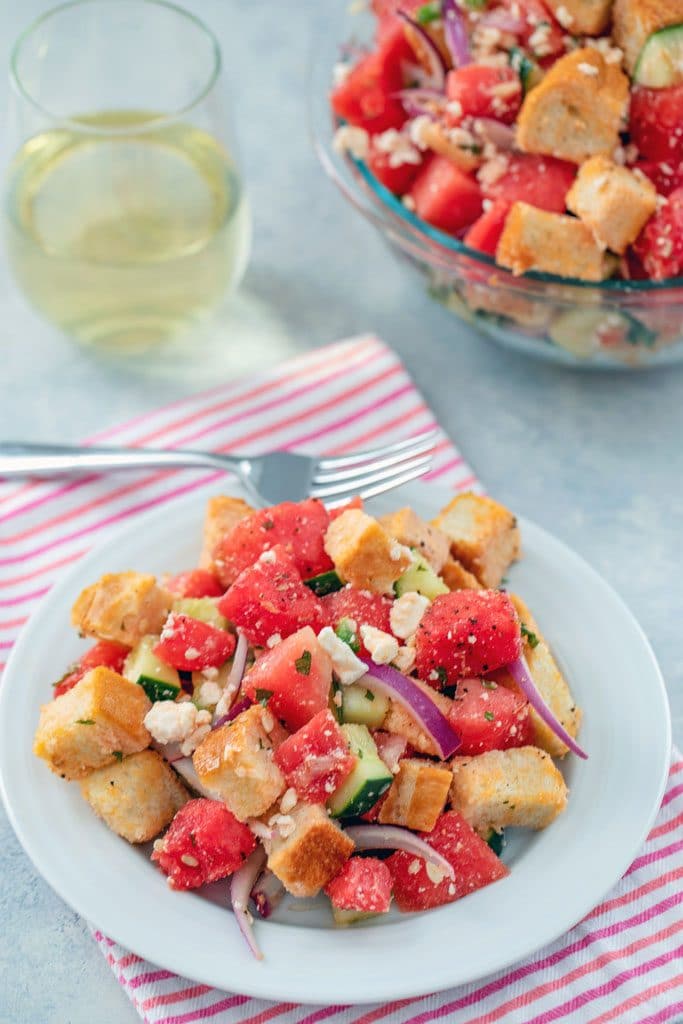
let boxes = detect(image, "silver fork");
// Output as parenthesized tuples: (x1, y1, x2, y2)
(0, 431, 438, 506)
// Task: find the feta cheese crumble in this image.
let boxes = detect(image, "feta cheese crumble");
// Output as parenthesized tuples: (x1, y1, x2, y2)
(333, 125, 370, 161)
(360, 624, 399, 665)
(390, 591, 430, 640)
(317, 626, 366, 685)
(144, 701, 211, 756)
(373, 129, 422, 169)
(197, 681, 223, 708)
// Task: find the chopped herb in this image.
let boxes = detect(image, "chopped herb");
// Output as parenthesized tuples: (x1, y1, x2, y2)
(436, 665, 448, 685)
(365, 689, 375, 702)
(416, 1, 441, 24)
(262, 520, 275, 530)
(335, 618, 360, 653)
(53, 664, 78, 688)
(521, 624, 540, 649)
(295, 650, 312, 676)
(464, 0, 488, 7)
(75, 719, 95, 726)
(484, 711, 495, 722)
(358, 748, 364, 759)
(255, 688, 273, 706)
(416, 563, 427, 573)
(113, 751, 123, 762)
(499, 576, 510, 586)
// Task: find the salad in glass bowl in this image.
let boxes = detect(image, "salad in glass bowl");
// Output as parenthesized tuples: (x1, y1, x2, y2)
(311, 0, 683, 367)
(33, 492, 584, 957)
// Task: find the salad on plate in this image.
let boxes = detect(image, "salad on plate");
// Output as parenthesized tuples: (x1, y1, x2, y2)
(34, 492, 585, 958)
(330, 0, 683, 283)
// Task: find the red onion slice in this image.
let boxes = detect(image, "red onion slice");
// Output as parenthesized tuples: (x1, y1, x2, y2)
(394, 87, 446, 118)
(507, 654, 588, 760)
(343, 825, 455, 881)
(168, 755, 218, 798)
(231, 847, 267, 960)
(251, 869, 286, 919)
(442, 0, 471, 67)
(360, 661, 461, 759)
(479, 8, 526, 35)
(227, 630, 249, 691)
(212, 696, 252, 731)
(398, 11, 447, 90)
(473, 117, 516, 150)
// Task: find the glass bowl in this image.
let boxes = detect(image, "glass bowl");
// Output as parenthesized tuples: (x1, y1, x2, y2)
(309, 4, 683, 369)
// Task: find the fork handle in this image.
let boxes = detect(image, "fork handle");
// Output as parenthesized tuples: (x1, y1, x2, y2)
(0, 442, 246, 479)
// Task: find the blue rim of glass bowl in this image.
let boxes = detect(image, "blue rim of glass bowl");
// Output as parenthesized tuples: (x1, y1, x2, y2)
(351, 151, 683, 293)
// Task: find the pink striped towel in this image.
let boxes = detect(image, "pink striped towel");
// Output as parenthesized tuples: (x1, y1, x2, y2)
(1, 336, 681, 1024)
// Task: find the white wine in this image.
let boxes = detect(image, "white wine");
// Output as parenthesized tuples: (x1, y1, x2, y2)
(4, 111, 251, 349)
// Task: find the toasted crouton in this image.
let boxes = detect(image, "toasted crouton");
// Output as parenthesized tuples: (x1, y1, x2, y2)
(496, 202, 617, 281)
(516, 49, 629, 164)
(379, 507, 451, 572)
(79, 749, 189, 843)
(267, 803, 354, 897)
(192, 705, 286, 821)
(613, 0, 683, 73)
(542, 0, 614, 34)
(199, 495, 254, 578)
(566, 156, 658, 254)
(324, 509, 411, 594)
(450, 746, 568, 834)
(71, 572, 172, 647)
(378, 758, 452, 831)
(441, 558, 483, 592)
(382, 680, 453, 756)
(432, 493, 520, 588)
(33, 667, 151, 780)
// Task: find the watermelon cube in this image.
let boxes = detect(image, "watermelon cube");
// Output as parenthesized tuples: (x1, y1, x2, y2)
(218, 546, 325, 647)
(415, 590, 521, 686)
(387, 811, 508, 911)
(408, 156, 483, 236)
(243, 626, 333, 731)
(464, 199, 512, 257)
(153, 613, 236, 672)
(274, 709, 357, 802)
(151, 798, 256, 890)
(325, 856, 393, 914)
(448, 678, 532, 755)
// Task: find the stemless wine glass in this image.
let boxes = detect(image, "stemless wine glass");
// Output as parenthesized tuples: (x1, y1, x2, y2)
(5, 0, 251, 350)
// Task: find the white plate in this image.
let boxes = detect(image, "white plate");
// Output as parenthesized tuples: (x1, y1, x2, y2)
(0, 481, 672, 1005)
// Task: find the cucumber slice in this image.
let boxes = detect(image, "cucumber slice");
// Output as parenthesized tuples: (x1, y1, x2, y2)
(548, 308, 656, 358)
(342, 682, 389, 728)
(328, 724, 393, 818)
(395, 551, 449, 600)
(332, 907, 381, 926)
(124, 635, 181, 702)
(335, 617, 360, 653)
(171, 597, 228, 630)
(305, 570, 344, 596)
(634, 25, 683, 88)
(486, 828, 504, 857)
(329, 680, 344, 724)
(509, 47, 543, 94)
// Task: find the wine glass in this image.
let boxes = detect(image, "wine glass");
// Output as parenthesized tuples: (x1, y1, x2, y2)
(5, 0, 251, 350)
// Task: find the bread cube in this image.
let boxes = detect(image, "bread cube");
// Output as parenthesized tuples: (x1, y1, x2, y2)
(192, 705, 286, 821)
(432, 492, 520, 588)
(379, 507, 451, 572)
(441, 558, 483, 592)
(542, 0, 614, 34)
(382, 680, 453, 756)
(199, 495, 254, 577)
(378, 757, 452, 831)
(516, 49, 629, 164)
(71, 572, 172, 647)
(496, 202, 616, 281)
(613, 0, 683, 73)
(267, 803, 354, 897)
(79, 749, 189, 843)
(324, 509, 411, 594)
(33, 667, 151, 780)
(567, 156, 658, 254)
(450, 746, 568, 834)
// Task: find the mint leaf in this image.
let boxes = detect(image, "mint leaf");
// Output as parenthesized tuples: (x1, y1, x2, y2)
(75, 719, 95, 726)
(255, 688, 273, 706)
(416, 2, 441, 24)
(484, 711, 495, 722)
(521, 624, 540, 649)
(295, 650, 312, 676)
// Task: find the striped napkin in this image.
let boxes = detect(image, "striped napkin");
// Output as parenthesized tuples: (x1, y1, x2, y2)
(1, 336, 681, 1024)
